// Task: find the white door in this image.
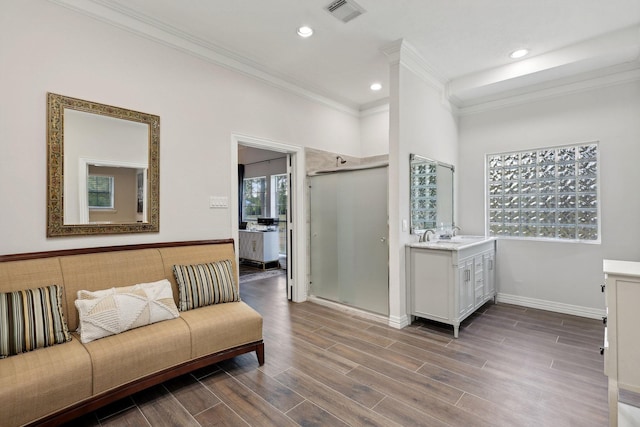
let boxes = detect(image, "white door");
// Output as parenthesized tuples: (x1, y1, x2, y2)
(285, 154, 293, 301)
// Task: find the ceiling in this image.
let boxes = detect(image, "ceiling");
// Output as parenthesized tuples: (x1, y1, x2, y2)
(53, 0, 640, 112)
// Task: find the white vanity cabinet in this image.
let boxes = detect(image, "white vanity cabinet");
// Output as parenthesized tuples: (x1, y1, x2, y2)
(603, 260, 640, 427)
(407, 238, 496, 338)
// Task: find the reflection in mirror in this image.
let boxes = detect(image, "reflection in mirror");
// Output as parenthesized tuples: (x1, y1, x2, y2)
(409, 154, 454, 234)
(47, 93, 159, 236)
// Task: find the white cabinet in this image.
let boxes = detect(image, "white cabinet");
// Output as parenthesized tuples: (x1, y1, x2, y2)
(484, 252, 496, 298)
(603, 260, 640, 427)
(458, 258, 475, 318)
(239, 230, 279, 267)
(407, 238, 496, 338)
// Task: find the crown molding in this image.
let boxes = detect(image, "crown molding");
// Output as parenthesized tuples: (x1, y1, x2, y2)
(48, 0, 640, 120)
(381, 39, 454, 113)
(458, 65, 640, 116)
(48, 0, 361, 117)
(381, 39, 448, 93)
(359, 100, 390, 117)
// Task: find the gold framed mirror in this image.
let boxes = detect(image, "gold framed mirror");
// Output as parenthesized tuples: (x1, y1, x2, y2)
(47, 93, 160, 236)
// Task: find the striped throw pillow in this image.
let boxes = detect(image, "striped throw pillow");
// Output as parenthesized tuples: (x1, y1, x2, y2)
(0, 285, 71, 358)
(173, 260, 240, 311)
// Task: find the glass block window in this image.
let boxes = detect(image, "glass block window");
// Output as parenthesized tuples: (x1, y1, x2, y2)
(410, 161, 437, 231)
(487, 143, 599, 241)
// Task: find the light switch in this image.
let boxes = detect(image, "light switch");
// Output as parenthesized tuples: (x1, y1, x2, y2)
(209, 196, 228, 208)
(402, 219, 408, 232)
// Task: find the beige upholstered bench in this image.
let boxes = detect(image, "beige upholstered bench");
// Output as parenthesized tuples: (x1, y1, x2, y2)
(0, 239, 263, 427)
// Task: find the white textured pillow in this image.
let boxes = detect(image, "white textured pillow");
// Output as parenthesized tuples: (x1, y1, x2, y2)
(75, 279, 179, 344)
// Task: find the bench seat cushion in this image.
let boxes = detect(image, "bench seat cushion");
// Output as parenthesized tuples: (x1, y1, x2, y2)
(81, 317, 191, 394)
(179, 301, 263, 359)
(0, 338, 92, 427)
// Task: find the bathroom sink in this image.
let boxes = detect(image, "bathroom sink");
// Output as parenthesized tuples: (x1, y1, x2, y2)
(449, 235, 486, 242)
(410, 235, 492, 250)
(427, 235, 486, 244)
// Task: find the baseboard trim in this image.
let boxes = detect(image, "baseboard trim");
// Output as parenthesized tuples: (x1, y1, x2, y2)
(497, 293, 605, 319)
(388, 314, 411, 330)
(307, 296, 389, 325)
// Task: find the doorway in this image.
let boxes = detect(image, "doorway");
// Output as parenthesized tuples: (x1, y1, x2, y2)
(231, 134, 305, 302)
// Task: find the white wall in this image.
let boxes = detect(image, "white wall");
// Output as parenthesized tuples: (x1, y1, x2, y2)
(458, 80, 640, 314)
(360, 107, 390, 157)
(387, 44, 459, 327)
(0, 0, 361, 255)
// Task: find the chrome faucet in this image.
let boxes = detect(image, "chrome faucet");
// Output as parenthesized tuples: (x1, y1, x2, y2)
(420, 229, 435, 242)
(452, 226, 461, 236)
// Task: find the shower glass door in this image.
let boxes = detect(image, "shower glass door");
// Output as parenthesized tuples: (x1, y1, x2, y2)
(309, 166, 389, 315)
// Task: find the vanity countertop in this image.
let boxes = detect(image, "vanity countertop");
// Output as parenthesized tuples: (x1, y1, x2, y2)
(407, 236, 495, 251)
(603, 259, 640, 278)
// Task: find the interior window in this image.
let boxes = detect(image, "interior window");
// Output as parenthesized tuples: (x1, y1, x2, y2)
(242, 176, 267, 220)
(88, 175, 115, 209)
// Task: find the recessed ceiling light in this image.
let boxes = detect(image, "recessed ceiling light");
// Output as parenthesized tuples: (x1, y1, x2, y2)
(297, 26, 314, 38)
(509, 49, 529, 59)
(370, 82, 382, 91)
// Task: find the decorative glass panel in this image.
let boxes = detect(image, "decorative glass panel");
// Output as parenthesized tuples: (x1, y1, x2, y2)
(521, 225, 537, 237)
(539, 211, 556, 224)
(487, 142, 599, 241)
(489, 196, 503, 209)
(558, 211, 575, 224)
(578, 178, 597, 192)
(504, 182, 519, 194)
(521, 210, 537, 223)
(578, 161, 597, 177)
(558, 194, 576, 209)
(410, 159, 438, 230)
(504, 196, 520, 209)
(504, 154, 519, 166)
(504, 167, 519, 181)
(579, 144, 597, 159)
(558, 179, 576, 193)
(539, 165, 555, 178)
(578, 226, 598, 240)
(489, 155, 502, 168)
(538, 149, 556, 164)
(521, 196, 537, 208)
(520, 181, 537, 194)
(557, 164, 575, 177)
(539, 195, 556, 209)
(521, 152, 536, 165)
(520, 167, 536, 180)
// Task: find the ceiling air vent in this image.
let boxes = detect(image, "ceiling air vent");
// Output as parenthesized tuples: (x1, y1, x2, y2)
(325, 0, 366, 23)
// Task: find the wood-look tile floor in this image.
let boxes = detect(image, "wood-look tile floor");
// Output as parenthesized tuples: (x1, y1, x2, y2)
(66, 274, 609, 426)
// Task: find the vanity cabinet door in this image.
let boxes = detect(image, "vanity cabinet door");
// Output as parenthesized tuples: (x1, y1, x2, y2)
(484, 252, 496, 299)
(457, 259, 474, 317)
(473, 255, 485, 308)
(409, 249, 451, 322)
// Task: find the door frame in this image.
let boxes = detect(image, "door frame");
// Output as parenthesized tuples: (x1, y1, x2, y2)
(231, 133, 307, 302)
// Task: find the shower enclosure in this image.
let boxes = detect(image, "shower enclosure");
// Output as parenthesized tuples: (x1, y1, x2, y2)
(309, 165, 389, 315)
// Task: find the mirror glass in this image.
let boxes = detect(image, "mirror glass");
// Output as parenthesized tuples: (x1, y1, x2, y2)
(47, 93, 160, 236)
(409, 153, 454, 234)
